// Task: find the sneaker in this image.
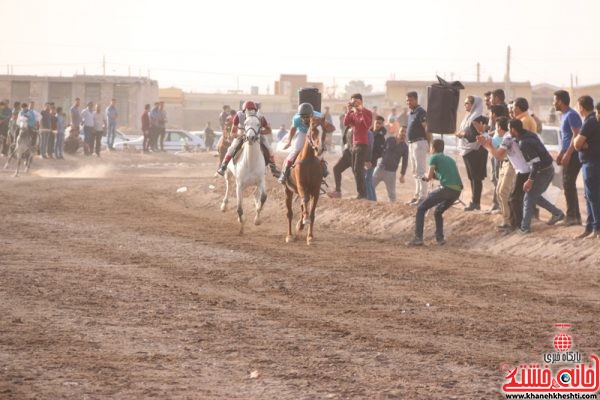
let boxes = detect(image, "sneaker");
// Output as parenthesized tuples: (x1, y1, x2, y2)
(516, 228, 531, 235)
(585, 231, 600, 240)
(547, 212, 565, 226)
(327, 190, 341, 199)
(406, 237, 424, 246)
(405, 197, 418, 206)
(436, 237, 446, 246)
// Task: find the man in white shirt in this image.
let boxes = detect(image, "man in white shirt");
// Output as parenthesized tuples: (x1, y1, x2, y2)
(478, 116, 530, 231)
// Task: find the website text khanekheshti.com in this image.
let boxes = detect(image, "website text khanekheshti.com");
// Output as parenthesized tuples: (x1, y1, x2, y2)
(505, 393, 598, 399)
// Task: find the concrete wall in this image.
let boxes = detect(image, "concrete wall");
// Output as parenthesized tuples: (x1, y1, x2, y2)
(0, 75, 158, 132)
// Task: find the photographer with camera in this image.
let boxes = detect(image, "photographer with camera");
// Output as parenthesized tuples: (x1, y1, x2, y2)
(343, 93, 373, 200)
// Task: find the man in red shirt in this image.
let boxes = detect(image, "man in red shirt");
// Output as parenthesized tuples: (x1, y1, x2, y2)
(343, 93, 373, 199)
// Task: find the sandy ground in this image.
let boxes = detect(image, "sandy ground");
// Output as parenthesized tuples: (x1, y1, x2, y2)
(0, 150, 599, 399)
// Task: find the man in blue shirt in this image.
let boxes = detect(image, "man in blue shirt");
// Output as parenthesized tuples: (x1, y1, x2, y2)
(574, 96, 600, 239)
(372, 125, 408, 202)
(553, 90, 583, 225)
(105, 99, 118, 151)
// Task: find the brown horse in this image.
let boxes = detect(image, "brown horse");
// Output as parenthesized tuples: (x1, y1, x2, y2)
(217, 124, 232, 165)
(284, 117, 326, 245)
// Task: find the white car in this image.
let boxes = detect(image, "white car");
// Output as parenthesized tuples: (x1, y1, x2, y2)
(190, 130, 223, 151)
(540, 125, 562, 157)
(64, 126, 142, 151)
(432, 133, 458, 154)
(540, 125, 563, 190)
(113, 129, 203, 152)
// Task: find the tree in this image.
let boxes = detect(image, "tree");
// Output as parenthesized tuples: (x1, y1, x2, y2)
(343, 80, 373, 98)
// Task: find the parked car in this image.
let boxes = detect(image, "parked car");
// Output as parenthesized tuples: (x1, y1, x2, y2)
(115, 129, 203, 152)
(540, 125, 563, 190)
(190, 130, 223, 151)
(432, 133, 458, 154)
(540, 125, 562, 157)
(64, 126, 142, 151)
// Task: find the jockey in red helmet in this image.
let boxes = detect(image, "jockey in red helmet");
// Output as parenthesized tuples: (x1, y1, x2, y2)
(216, 101, 279, 177)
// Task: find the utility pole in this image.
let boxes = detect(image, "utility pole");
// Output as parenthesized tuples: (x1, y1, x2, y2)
(570, 73, 574, 91)
(476, 62, 480, 82)
(103, 55, 106, 76)
(504, 46, 511, 97)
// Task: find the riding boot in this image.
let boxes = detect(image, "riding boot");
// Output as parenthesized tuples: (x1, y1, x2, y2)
(217, 140, 242, 176)
(278, 164, 292, 184)
(217, 155, 231, 176)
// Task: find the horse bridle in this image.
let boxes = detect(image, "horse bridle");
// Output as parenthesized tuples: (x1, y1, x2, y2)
(306, 123, 323, 157)
(242, 114, 262, 143)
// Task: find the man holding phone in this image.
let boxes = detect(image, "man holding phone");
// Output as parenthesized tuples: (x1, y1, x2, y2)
(343, 93, 373, 199)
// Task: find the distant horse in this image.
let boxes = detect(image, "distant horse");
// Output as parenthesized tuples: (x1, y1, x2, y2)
(284, 117, 325, 245)
(220, 113, 267, 235)
(4, 127, 35, 177)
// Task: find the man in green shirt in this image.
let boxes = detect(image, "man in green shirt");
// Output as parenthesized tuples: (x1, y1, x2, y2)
(407, 139, 463, 246)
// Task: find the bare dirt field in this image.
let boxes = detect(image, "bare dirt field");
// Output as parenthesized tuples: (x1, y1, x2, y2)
(1, 150, 599, 399)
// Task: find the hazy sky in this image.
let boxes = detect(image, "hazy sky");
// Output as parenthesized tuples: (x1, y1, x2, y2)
(2, 0, 599, 94)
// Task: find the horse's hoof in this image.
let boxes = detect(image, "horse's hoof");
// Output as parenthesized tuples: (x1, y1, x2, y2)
(254, 218, 261, 226)
(220, 204, 227, 212)
(285, 235, 294, 243)
(307, 238, 313, 246)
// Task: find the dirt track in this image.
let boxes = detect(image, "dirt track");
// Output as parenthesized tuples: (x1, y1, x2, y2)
(1, 151, 599, 399)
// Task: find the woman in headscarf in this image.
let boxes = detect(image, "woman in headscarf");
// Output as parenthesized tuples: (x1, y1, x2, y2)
(456, 95, 488, 211)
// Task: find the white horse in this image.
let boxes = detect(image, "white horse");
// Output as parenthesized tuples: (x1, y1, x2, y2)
(4, 127, 35, 177)
(220, 113, 267, 235)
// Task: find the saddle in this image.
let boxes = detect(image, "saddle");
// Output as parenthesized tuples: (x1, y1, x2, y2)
(231, 136, 270, 166)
